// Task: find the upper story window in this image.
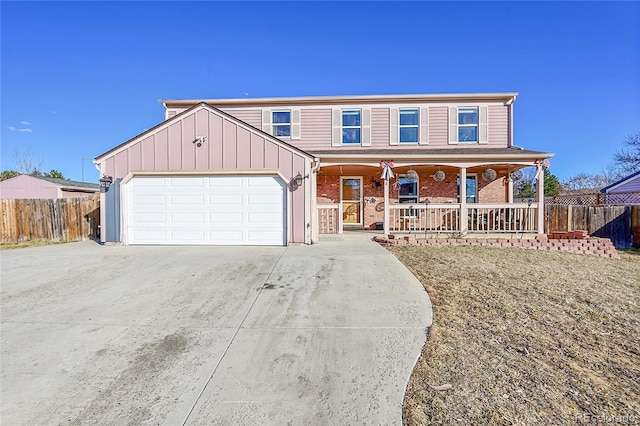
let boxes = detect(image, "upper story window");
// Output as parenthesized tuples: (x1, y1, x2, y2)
(458, 107, 478, 142)
(272, 111, 291, 137)
(399, 109, 419, 143)
(342, 110, 361, 144)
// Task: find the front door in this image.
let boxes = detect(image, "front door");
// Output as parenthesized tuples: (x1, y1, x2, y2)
(340, 177, 363, 225)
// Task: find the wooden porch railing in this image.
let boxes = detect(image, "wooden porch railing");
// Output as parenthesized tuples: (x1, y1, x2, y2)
(389, 204, 461, 233)
(467, 203, 538, 233)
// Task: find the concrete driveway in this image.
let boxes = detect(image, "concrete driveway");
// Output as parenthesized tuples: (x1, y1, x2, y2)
(1, 234, 432, 425)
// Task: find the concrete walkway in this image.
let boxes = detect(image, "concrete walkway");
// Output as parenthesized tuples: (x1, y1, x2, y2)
(1, 234, 432, 425)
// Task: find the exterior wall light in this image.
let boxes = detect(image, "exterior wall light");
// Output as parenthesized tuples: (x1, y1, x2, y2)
(294, 172, 308, 186)
(99, 175, 113, 193)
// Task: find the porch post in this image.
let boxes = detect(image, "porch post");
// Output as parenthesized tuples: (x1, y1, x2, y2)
(507, 176, 514, 203)
(537, 165, 545, 234)
(383, 177, 390, 235)
(460, 167, 468, 234)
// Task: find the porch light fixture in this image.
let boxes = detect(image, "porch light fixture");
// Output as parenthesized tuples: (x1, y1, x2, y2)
(99, 175, 113, 193)
(294, 172, 308, 186)
(482, 168, 497, 182)
(433, 170, 445, 182)
(405, 168, 419, 183)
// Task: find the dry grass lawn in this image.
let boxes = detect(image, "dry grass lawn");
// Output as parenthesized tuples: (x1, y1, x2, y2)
(0, 240, 69, 250)
(388, 245, 639, 425)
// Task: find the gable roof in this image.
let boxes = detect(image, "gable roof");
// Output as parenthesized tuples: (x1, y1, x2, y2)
(600, 170, 640, 193)
(95, 102, 315, 162)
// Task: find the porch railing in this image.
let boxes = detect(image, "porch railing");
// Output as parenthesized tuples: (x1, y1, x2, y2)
(389, 203, 538, 234)
(467, 203, 538, 233)
(317, 203, 341, 234)
(389, 204, 461, 233)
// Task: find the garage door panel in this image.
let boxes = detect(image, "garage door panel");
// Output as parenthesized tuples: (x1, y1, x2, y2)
(171, 194, 205, 205)
(171, 213, 205, 224)
(209, 177, 242, 186)
(170, 177, 205, 187)
(127, 175, 286, 245)
(210, 213, 243, 223)
(171, 230, 206, 242)
(210, 194, 243, 205)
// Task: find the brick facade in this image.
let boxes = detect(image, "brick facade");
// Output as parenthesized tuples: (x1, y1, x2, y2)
(316, 168, 510, 228)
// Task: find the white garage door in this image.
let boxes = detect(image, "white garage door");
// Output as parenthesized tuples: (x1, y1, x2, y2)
(126, 175, 286, 246)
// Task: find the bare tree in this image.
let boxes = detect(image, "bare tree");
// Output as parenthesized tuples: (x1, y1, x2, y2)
(11, 147, 43, 174)
(613, 133, 640, 174)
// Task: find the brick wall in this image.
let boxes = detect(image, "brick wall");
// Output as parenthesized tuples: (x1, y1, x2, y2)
(376, 235, 620, 258)
(316, 169, 510, 228)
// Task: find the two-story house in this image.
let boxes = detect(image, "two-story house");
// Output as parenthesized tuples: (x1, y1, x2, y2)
(94, 93, 553, 246)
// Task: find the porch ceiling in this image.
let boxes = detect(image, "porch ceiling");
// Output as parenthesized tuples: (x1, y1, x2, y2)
(314, 147, 552, 169)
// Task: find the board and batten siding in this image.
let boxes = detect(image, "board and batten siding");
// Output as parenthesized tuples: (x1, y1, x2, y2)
(99, 105, 312, 244)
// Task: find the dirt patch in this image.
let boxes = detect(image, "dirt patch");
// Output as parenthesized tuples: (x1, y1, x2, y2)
(70, 332, 190, 425)
(387, 245, 640, 425)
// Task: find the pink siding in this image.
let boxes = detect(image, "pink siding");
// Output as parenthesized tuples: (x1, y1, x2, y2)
(299, 109, 331, 149)
(195, 109, 210, 169)
(488, 105, 509, 145)
(264, 141, 279, 169)
(428, 107, 449, 145)
(0, 175, 59, 199)
(236, 127, 251, 169)
(371, 108, 390, 146)
(222, 120, 237, 168)
(250, 134, 265, 168)
(181, 115, 196, 169)
(141, 136, 155, 169)
(128, 142, 142, 171)
(114, 151, 128, 177)
(208, 114, 224, 169)
(168, 124, 182, 169)
(155, 129, 169, 170)
(99, 105, 312, 243)
(218, 108, 262, 128)
(0, 175, 96, 199)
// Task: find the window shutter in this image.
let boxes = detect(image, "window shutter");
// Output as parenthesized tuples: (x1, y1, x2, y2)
(419, 107, 429, 145)
(262, 110, 272, 134)
(361, 109, 371, 146)
(389, 108, 399, 145)
(479, 106, 488, 144)
(332, 109, 342, 146)
(448, 106, 458, 144)
(291, 108, 301, 139)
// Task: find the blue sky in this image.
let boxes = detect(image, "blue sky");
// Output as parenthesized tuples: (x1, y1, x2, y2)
(1, 1, 638, 182)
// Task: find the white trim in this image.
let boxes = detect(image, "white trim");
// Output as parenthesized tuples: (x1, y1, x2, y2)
(161, 92, 520, 107)
(398, 108, 420, 144)
(340, 176, 364, 226)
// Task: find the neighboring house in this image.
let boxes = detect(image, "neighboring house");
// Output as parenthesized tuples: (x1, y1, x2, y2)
(0, 174, 99, 199)
(600, 170, 640, 194)
(94, 93, 553, 246)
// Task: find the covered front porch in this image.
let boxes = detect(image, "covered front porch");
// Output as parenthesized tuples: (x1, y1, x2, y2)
(310, 149, 550, 239)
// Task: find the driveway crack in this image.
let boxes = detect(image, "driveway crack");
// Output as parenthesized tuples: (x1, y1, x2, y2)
(180, 247, 288, 425)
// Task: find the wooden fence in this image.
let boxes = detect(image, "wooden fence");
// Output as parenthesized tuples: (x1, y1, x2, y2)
(0, 197, 100, 243)
(545, 204, 640, 248)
